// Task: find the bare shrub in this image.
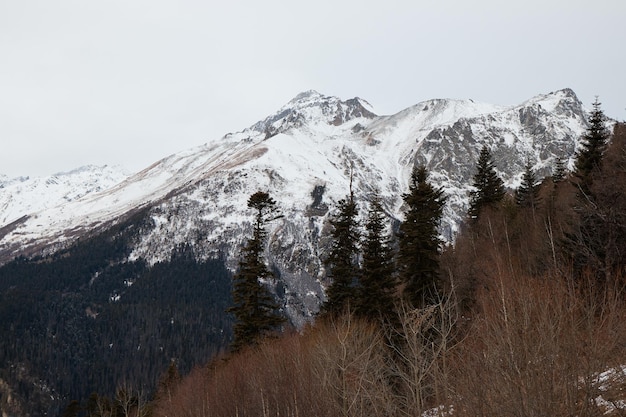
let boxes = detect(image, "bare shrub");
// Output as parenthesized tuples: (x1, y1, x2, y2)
(153, 330, 335, 417)
(388, 300, 459, 417)
(450, 270, 626, 417)
(311, 313, 397, 417)
(153, 272, 625, 417)
(154, 315, 402, 417)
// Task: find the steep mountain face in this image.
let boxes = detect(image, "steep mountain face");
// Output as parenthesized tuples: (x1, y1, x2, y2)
(0, 89, 588, 325)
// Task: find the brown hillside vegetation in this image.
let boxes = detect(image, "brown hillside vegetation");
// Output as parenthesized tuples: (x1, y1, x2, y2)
(151, 123, 626, 417)
(152, 271, 625, 417)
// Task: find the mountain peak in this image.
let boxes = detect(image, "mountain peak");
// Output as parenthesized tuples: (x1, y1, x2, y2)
(520, 88, 584, 119)
(555, 87, 577, 99)
(288, 90, 325, 104)
(251, 91, 377, 137)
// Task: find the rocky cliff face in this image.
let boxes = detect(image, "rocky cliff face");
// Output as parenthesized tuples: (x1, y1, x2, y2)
(0, 89, 589, 325)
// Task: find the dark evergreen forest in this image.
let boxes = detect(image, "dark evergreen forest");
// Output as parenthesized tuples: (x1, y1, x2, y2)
(0, 210, 233, 416)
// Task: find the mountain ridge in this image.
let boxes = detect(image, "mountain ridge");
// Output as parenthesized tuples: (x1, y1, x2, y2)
(0, 88, 591, 323)
(0, 165, 130, 231)
(0, 88, 600, 415)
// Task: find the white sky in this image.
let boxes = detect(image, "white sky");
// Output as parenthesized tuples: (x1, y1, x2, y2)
(1, 0, 624, 177)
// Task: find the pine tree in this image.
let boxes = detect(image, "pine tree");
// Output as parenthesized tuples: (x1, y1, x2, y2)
(228, 191, 285, 351)
(357, 193, 397, 322)
(468, 145, 506, 219)
(515, 158, 540, 209)
(397, 165, 447, 307)
(322, 191, 361, 316)
(574, 98, 609, 193)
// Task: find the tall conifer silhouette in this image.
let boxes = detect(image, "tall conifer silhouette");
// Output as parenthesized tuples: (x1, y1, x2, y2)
(229, 191, 285, 351)
(397, 165, 446, 307)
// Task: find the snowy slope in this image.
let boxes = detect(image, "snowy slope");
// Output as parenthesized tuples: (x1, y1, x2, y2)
(0, 89, 590, 323)
(0, 165, 130, 227)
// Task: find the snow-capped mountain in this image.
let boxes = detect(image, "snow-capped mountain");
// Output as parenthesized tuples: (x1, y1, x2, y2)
(0, 88, 589, 324)
(0, 165, 130, 228)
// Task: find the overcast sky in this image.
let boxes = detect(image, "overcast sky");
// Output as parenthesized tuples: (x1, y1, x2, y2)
(1, 0, 624, 177)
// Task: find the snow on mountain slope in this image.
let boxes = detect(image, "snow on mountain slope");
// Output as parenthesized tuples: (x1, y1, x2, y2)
(0, 135, 273, 259)
(0, 89, 590, 323)
(0, 165, 130, 227)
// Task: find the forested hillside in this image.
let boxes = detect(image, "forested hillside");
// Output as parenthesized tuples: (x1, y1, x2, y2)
(151, 120, 626, 417)
(0, 209, 233, 416)
(1, 104, 624, 417)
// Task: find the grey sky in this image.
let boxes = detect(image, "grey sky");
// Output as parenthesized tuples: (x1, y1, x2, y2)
(1, 0, 624, 177)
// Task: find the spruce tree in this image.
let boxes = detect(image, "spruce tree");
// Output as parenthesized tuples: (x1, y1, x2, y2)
(229, 191, 285, 351)
(322, 191, 361, 316)
(574, 98, 609, 193)
(357, 193, 397, 322)
(397, 165, 447, 307)
(468, 145, 506, 219)
(515, 158, 540, 209)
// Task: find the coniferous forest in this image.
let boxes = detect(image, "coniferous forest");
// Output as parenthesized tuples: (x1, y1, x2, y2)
(1, 107, 626, 416)
(0, 210, 234, 416)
